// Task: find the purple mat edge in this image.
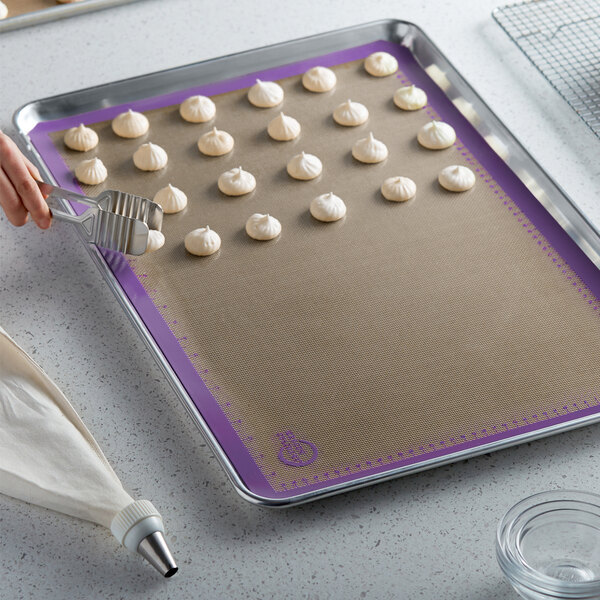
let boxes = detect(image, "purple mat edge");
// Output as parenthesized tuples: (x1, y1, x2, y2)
(28, 39, 600, 501)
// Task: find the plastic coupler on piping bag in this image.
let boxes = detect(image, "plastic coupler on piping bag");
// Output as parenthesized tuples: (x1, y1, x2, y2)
(0, 326, 177, 577)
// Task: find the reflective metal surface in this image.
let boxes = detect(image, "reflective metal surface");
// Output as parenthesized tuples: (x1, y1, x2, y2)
(0, 0, 142, 34)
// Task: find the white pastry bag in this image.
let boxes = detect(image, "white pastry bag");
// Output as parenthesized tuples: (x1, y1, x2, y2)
(0, 326, 177, 577)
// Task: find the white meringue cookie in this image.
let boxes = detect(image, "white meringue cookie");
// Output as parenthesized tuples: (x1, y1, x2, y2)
(364, 51, 398, 77)
(75, 157, 108, 185)
(133, 142, 168, 171)
(352, 132, 388, 164)
(417, 121, 456, 150)
(64, 124, 99, 152)
(145, 230, 165, 254)
(185, 226, 221, 256)
(310, 192, 346, 222)
(153, 184, 187, 214)
(286, 151, 322, 180)
(0, 2, 7, 18)
(438, 165, 476, 192)
(218, 166, 256, 196)
(381, 176, 417, 202)
(267, 112, 301, 141)
(197, 127, 234, 156)
(179, 95, 216, 123)
(333, 99, 369, 127)
(393, 85, 427, 111)
(248, 79, 284, 108)
(112, 109, 149, 139)
(302, 66, 337, 92)
(245, 213, 281, 241)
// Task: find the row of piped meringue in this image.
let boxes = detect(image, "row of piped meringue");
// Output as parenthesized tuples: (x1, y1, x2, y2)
(153, 164, 473, 219)
(151, 163, 475, 256)
(67, 97, 449, 179)
(64, 81, 431, 178)
(71, 117, 459, 186)
(245, 51, 400, 108)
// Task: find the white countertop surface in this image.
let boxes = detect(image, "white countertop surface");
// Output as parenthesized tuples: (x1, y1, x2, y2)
(2, 1, 600, 598)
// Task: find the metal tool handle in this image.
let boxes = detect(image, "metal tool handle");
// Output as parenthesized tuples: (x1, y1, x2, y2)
(37, 180, 97, 208)
(37, 180, 98, 243)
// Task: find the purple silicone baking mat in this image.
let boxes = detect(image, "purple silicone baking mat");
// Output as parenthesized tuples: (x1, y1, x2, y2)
(28, 40, 600, 502)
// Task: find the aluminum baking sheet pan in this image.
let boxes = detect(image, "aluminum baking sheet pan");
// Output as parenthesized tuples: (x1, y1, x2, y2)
(0, 0, 141, 33)
(14, 20, 600, 506)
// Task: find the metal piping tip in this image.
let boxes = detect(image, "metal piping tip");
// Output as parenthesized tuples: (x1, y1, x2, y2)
(137, 532, 178, 578)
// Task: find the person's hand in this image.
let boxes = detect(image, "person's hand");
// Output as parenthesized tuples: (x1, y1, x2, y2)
(0, 131, 51, 229)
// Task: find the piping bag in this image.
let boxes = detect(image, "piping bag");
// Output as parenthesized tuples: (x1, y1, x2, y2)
(0, 326, 177, 577)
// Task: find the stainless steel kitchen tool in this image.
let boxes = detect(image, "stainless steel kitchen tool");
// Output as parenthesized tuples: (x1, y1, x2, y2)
(38, 181, 163, 256)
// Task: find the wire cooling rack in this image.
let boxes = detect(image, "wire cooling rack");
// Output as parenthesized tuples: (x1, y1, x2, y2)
(493, 0, 600, 137)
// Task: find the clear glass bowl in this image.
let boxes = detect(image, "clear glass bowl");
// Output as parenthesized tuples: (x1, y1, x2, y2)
(497, 490, 600, 600)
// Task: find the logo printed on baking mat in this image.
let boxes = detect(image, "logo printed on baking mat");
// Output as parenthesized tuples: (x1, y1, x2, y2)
(276, 431, 318, 467)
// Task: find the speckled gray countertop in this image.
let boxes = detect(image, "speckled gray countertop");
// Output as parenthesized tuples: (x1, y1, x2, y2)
(1, 1, 600, 598)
